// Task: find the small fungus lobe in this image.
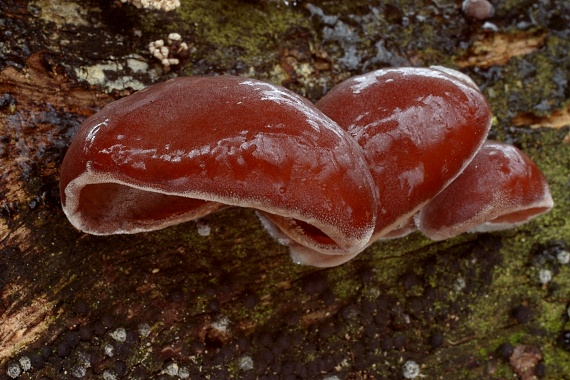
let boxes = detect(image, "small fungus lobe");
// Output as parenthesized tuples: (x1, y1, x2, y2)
(416, 141, 553, 240)
(316, 67, 493, 242)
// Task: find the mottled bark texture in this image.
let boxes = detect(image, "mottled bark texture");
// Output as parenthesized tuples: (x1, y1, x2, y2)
(1, 0, 569, 379)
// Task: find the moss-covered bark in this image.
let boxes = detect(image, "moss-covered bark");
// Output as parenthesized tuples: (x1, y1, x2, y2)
(1, 0, 569, 379)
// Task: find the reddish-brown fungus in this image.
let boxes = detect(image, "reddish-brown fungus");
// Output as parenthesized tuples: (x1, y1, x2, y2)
(60, 76, 378, 256)
(416, 140, 554, 240)
(59, 70, 554, 268)
(316, 67, 493, 242)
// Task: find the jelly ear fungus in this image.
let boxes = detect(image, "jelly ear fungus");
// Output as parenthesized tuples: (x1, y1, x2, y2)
(59, 76, 378, 257)
(59, 70, 554, 268)
(416, 140, 554, 240)
(316, 67, 494, 243)
(274, 66, 495, 266)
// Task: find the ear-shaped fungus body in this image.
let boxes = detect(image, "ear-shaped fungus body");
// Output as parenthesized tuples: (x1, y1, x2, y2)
(316, 67, 493, 241)
(60, 76, 378, 255)
(416, 140, 554, 240)
(256, 212, 359, 267)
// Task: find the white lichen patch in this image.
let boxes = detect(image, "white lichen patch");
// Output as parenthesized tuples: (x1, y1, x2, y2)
(402, 360, 421, 379)
(110, 327, 127, 342)
(538, 268, 552, 284)
(126, 55, 149, 74)
(6, 363, 21, 379)
(454, 276, 466, 292)
(239, 356, 254, 371)
(18, 356, 31, 371)
(74, 61, 119, 85)
(104, 343, 115, 357)
(557, 250, 570, 264)
(211, 315, 230, 333)
(74, 61, 146, 93)
(196, 221, 211, 237)
(120, 0, 180, 11)
(103, 77, 145, 92)
(31, 0, 91, 28)
(102, 370, 117, 380)
(164, 361, 179, 376)
(138, 323, 151, 338)
(178, 367, 190, 379)
(77, 351, 91, 367)
(71, 365, 87, 378)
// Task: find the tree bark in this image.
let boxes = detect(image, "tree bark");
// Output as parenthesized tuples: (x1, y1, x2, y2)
(1, 0, 569, 379)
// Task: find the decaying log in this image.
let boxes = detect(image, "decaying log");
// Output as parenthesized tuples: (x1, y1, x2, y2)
(1, 0, 569, 379)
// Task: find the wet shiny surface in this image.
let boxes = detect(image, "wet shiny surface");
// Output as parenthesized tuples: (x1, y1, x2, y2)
(60, 76, 377, 254)
(317, 67, 493, 238)
(417, 140, 554, 240)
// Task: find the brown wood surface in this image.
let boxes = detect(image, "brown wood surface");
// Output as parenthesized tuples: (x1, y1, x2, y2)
(1, 0, 570, 379)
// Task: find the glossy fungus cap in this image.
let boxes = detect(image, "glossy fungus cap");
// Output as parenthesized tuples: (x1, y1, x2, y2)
(60, 76, 378, 256)
(316, 67, 493, 242)
(416, 140, 554, 240)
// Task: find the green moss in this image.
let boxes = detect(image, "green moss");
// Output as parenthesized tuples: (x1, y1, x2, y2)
(542, 341, 570, 374)
(175, 0, 309, 67)
(537, 302, 567, 333)
(442, 129, 570, 379)
(328, 267, 360, 301)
